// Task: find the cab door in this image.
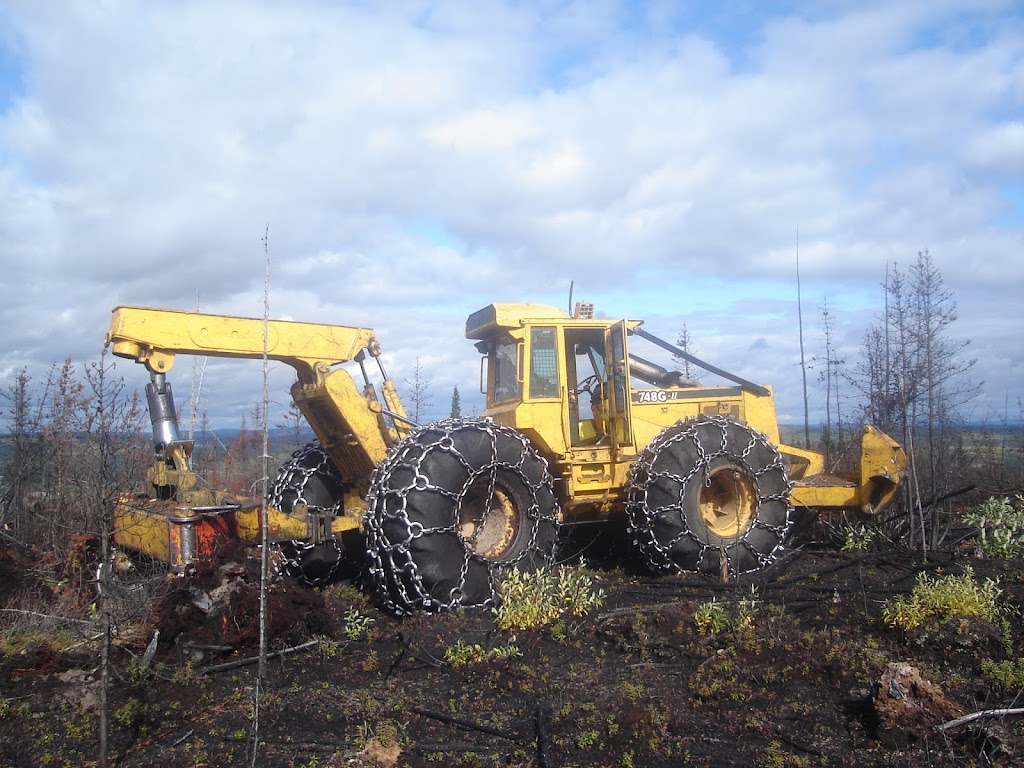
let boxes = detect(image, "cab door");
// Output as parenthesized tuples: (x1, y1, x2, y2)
(604, 321, 633, 454)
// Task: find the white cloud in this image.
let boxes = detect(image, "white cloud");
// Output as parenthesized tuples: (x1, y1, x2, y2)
(0, 0, 1020, 429)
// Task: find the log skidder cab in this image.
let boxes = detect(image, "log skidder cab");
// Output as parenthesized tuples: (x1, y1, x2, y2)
(104, 301, 907, 614)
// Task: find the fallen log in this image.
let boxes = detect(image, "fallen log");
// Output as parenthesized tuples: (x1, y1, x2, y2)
(196, 639, 317, 676)
(410, 706, 521, 742)
(937, 708, 1024, 732)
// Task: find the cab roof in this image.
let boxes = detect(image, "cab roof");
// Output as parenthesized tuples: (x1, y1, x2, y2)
(465, 303, 647, 340)
(465, 303, 570, 339)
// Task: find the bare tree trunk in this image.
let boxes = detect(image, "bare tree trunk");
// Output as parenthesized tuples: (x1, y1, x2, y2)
(251, 225, 272, 768)
(99, 525, 111, 768)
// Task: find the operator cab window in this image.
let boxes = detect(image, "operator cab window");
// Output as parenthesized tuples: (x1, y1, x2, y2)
(529, 327, 559, 399)
(493, 336, 521, 403)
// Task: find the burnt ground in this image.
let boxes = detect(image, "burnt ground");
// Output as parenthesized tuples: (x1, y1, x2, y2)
(1, 529, 1023, 768)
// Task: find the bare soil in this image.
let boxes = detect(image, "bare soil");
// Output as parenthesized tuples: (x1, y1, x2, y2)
(1, 531, 1022, 768)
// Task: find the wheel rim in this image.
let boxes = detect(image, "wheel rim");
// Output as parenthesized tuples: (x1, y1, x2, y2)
(698, 464, 757, 541)
(459, 479, 521, 560)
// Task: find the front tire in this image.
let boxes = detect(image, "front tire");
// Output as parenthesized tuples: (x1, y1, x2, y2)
(626, 415, 792, 578)
(365, 419, 558, 614)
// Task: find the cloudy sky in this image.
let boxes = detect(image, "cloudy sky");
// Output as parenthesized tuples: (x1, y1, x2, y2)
(0, 0, 1021, 433)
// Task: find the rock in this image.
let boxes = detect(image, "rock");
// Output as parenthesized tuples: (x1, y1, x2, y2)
(188, 586, 213, 613)
(207, 577, 245, 618)
(219, 561, 246, 577)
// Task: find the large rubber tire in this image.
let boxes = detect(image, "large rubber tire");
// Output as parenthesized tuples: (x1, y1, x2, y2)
(268, 441, 348, 587)
(626, 415, 792, 578)
(365, 419, 558, 614)
(268, 441, 345, 515)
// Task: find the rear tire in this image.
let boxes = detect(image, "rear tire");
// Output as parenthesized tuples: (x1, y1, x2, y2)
(269, 441, 344, 515)
(365, 419, 558, 614)
(626, 415, 792, 578)
(268, 441, 347, 587)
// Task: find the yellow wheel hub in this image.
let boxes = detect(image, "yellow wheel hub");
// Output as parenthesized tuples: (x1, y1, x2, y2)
(459, 484, 520, 560)
(698, 464, 757, 540)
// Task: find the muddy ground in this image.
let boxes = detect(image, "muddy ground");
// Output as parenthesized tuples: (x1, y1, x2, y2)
(1, 529, 1023, 768)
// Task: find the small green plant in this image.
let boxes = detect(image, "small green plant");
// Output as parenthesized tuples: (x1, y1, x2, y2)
(605, 714, 619, 736)
(126, 656, 161, 689)
(360, 649, 380, 671)
(444, 640, 487, 666)
(444, 639, 522, 666)
(171, 661, 199, 686)
(317, 635, 343, 658)
(734, 585, 759, 634)
(574, 729, 600, 749)
(343, 608, 376, 641)
(113, 699, 144, 729)
(881, 566, 1003, 631)
(548, 620, 567, 641)
(693, 589, 758, 636)
(693, 599, 729, 636)
(489, 642, 522, 661)
(963, 495, 1024, 558)
(495, 563, 605, 630)
(841, 524, 876, 552)
(622, 680, 644, 702)
(356, 718, 404, 749)
(758, 739, 810, 767)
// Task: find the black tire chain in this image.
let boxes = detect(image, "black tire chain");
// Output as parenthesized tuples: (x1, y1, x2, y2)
(626, 414, 793, 577)
(267, 441, 346, 587)
(364, 418, 558, 615)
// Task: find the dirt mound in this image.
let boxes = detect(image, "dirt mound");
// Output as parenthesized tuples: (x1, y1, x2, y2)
(149, 543, 339, 656)
(875, 662, 963, 742)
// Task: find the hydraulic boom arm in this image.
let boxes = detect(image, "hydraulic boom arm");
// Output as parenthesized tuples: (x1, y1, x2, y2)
(106, 305, 410, 480)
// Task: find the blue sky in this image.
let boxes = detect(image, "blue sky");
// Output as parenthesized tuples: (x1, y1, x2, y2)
(0, 0, 1021, 430)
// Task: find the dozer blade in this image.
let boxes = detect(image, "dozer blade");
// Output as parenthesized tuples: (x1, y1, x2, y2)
(789, 426, 907, 514)
(856, 425, 907, 514)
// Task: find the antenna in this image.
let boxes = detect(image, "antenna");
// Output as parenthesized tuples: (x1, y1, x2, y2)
(797, 226, 810, 450)
(568, 280, 574, 314)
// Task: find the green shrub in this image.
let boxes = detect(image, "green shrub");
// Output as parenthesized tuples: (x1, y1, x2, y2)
(980, 657, 1024, 691)
(495, 563, 605, 631)
(881, 566, 1003, 631)
(962, 495, 1024, 558)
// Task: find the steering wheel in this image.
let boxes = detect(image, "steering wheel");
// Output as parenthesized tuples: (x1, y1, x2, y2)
(574, 374, 600, 398)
